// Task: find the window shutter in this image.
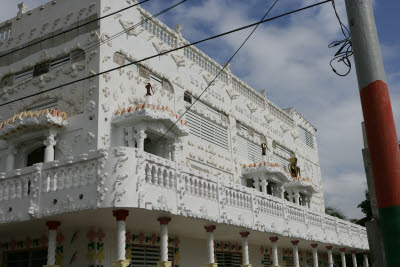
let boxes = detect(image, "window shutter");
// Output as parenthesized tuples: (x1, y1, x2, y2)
(237, 136, 263, 163)
(216, 251, 242, 267)
(297, 126, 314, 149)
(130, 245, 174, 266)
(186, 110, 229, 150)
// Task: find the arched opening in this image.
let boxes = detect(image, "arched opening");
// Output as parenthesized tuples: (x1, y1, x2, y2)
(143, 132, 170, 160)
(27, 146, 46, 166)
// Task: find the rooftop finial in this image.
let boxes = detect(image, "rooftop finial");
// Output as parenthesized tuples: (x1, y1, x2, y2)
(17, 2, 28, 17)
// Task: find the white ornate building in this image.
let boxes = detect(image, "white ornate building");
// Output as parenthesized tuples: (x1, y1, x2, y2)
(0, 1, 369, 267)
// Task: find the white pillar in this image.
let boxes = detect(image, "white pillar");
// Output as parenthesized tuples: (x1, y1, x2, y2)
(44, 134, 56, 163)
(291, 240, 300, 267)
(158, 217, 171, 263)
(260, 179, 268, 194)
(326, 246, 334, 267)
(287, 190, 293, 202)
(6, 142, 16, 172)
(46, 221, 61, 266)
(253, 177, 260, 191)
(279, 185, 285, 199)
(134, 128, 147, 151)
(340, 249, 347, 267)
(240, 232, 250, 266)
(351, 251, 357, 267)
(270, 237, 279, 267)
(294, 191, 300, 205)
(113, 210, 129, 262)
(312, 244, 319, 267)
(204, 225, 216, 264)
(363, 253, 369, 267)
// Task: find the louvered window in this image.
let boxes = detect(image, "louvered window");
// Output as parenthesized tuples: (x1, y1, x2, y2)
(273, 144, 291, 170)
(283, 256, 295, 267)
(186, 110, 229, 150)
(4, 249, 47, 267)
(297, 126, 314, 149)
(216, 251, 242, 267)
(262, 254, 272, 267)
(130, 245, 174, 266)
(237, 136, 263, 162)
(26, 100, 58, 111)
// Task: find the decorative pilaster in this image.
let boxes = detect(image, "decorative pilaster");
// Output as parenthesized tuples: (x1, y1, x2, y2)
(113, 210, 130, 267)
(240, 232, 251, 267)
(270, 237, 279, 267)
(253, 177, 260, 192)
(44, 221, 61, 267)
(291, 240, 300, 267)
(294, 191, 300, 205)
(6, 142, 17, 172)
(260, 179, 268, 194)
(287, 190, 293, 203)
(340, 248, 347, 267)
(204, 225, 217, 267)
(351, 250, 357, 267)
(134, 128, 147, 151)
(44, 134, 57, 163)
(326, 246, 334, 267)
(277, 185, 285, 199)
(363, 252, 369, 267)
(311, 244, 319, 267)
(158, 217, 172, 267)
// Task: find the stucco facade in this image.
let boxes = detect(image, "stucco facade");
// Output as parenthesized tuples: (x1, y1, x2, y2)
(0, 0, 368, 266)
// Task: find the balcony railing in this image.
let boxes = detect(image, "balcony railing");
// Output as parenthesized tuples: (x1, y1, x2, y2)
(135, 149, 368, 250)
(0, 148, 368, 250)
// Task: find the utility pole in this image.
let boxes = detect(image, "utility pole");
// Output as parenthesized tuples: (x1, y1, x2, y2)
(344, 0, 400, 266)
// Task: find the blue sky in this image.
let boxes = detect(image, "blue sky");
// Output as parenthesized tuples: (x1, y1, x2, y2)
(1, 0, 399, 218)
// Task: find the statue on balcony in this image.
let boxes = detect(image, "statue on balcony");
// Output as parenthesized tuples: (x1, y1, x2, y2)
(145, 83, 154, 96)
(288, 152, 301, 179)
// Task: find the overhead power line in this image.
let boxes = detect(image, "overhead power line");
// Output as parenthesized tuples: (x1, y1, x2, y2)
(0, 0, 151, 59)
(8, 0, 190, 88)
(0, 0, 331, 108)
(159, 0, 281, 139)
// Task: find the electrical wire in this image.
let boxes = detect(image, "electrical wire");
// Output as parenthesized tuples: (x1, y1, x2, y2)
(0, 0, 331, 107)
(0, 0, 151, 59)
(6, 0, 189, 89)
(329, 0, 353, 77)
(159, 0, 281, 139)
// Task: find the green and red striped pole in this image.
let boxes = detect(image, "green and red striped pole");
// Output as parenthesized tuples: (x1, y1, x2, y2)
(344, 0, 400, 266)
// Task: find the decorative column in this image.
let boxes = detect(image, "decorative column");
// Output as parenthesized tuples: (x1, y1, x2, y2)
(363, 252, 369, 267)
(253, 177, 260, 192)
(294, 191, 300, 205)
(44, 134, 57, 163)
(270, 237, 279, 267)
(158, 217, 172, 267)
(276, 185, 284, 199)
(340, 248, 347, 267)
(311, 244, 319, 267)
(240, 232, 251, 267)
(326, 246, 334, 267)
(287, 190, 294, 203)
(6, 142, 16, 172)
(44, 221, 61, 267)
(291, 240, 300, 267)
(351, 250, 357, 267)
(134, 128, 147, 151)
(204, 225, 217, 267)
(113, 210, 130, 267)
(260, 178, 268, 194)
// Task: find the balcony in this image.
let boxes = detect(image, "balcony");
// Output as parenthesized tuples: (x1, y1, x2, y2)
(0, 147, 368, 250)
